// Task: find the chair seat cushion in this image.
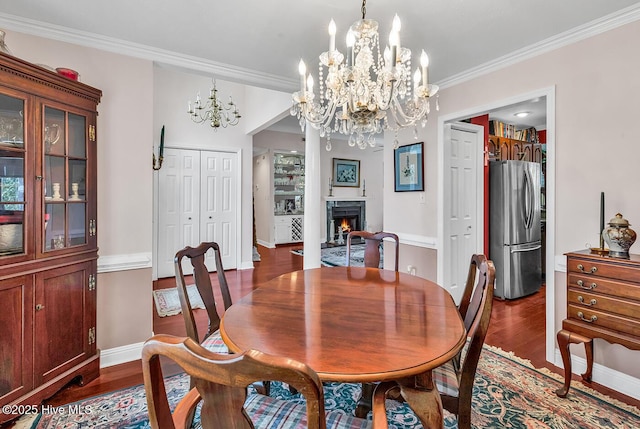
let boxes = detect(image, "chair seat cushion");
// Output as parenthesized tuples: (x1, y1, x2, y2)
(433, 360, 459, 398)
(245, 393, 371, 429)
(201, 330, 229, 354)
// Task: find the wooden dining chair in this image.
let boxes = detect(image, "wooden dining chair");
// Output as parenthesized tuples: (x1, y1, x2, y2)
(175, 242, 271, 404)
(141, 334, 373, 429)
(434, 257, 495, 428)
(346, 231, 399, 417)
(372, 257, 496, 429)
(346, 231, 399, 271)
(174, 242, 232, 355)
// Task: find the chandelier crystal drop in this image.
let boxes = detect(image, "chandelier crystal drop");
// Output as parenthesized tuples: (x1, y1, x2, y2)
(188, 79, 241, 130)
(291, 0, 438, 150)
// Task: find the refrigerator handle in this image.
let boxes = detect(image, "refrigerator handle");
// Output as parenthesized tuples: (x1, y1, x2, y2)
(511, 244, 542, 253)
(523, 169, 534, 229)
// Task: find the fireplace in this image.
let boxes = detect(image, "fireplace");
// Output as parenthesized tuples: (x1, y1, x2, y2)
(326, 200, 366, 243)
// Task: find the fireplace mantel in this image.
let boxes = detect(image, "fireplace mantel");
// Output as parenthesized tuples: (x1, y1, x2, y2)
(324, 196, 367, 202)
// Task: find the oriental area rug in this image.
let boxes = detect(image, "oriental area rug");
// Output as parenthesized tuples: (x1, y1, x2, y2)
(25, 345, 639, 428)
(291, 243, 383, 268)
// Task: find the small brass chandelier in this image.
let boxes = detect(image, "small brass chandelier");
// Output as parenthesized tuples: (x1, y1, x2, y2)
(291, 0, 438, 150)
(188, 79, 241, 130)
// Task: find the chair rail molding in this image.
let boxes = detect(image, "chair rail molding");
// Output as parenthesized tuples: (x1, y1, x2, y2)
(397, 232, 437, 249)
(97, 252, 152, 273)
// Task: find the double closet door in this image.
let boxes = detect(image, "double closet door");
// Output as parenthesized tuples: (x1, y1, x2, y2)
(157, 148, 237, 278)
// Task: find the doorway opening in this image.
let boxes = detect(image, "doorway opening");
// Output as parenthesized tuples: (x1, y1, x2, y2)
(438, 87, 556, 364)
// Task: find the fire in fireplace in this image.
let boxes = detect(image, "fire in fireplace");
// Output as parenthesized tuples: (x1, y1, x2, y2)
(326, 200, 366, 243)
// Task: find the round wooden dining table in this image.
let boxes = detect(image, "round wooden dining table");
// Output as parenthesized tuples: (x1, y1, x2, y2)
(221, 266, 466, 427)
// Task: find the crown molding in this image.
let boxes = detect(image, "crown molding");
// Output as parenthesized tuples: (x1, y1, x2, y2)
(2, 3, 639, 94)
(0, 12, 297, 92)
(437, 3, 640, 90)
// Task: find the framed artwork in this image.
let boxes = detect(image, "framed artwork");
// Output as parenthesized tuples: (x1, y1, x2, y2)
(394, 142, 424, 192)
(332, 158, 360, 187)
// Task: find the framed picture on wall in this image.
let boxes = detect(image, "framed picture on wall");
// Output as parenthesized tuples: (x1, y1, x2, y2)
(394, 142, 424, 192)
(332, 158, 360, 187)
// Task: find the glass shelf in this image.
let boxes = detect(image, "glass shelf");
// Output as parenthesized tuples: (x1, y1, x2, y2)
(274, 152, 304, 216)
(42, 106, 88, 252)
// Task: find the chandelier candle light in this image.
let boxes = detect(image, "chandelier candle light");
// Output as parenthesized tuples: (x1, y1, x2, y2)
(291, 0, 439, 150)
(187, 79, 241, 129)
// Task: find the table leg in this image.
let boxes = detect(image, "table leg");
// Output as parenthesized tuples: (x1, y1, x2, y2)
(355, 382, 374, 418)
(555, 329, 593, 398)
(398, 371, 444, 429)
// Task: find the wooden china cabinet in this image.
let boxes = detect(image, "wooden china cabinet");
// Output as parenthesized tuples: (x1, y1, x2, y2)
(0, 52, 101, 423)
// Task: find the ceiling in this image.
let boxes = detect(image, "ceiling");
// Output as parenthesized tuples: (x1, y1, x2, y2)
(1, 1, 638, 135)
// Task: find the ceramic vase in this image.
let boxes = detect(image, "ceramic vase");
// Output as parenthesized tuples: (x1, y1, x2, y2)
(602, 213, 637, 258)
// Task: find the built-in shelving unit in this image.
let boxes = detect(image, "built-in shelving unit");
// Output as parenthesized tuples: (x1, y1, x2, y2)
(273, 152, 304, 244)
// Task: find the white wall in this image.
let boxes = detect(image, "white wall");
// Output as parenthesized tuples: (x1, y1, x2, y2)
(320, 143, 384, 234)
(152, 66, 254, 269)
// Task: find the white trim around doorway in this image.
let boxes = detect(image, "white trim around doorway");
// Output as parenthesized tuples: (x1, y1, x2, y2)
(437, 86, 556, 364)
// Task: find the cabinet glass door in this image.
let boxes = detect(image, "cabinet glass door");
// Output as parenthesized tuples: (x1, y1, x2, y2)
(43, 106, 87, 252)
(0, 93, 25, 256)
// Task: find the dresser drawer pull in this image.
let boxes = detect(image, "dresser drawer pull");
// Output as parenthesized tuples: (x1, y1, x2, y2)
(577, 264, 597, 274)
(577, 296, 597, 306)
(576, 279, 597, 290)
(577, 311, 597, 323)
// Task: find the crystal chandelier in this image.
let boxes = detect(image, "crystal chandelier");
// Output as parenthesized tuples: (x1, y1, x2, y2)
(187, 79, 241, 130)
(291, 0, 438, 150)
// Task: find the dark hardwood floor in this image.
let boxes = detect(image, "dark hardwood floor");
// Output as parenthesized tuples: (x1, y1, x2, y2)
(11, 244, 639, 425)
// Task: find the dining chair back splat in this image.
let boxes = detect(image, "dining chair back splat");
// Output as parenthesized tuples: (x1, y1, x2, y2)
(346, 231, 399, 271)
(458, 254, 488, 324)
(141, 334, 328, 429)
(174, 242, 231, 350)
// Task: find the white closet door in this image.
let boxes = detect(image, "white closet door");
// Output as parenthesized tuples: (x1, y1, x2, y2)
(200, 151, 237, 271)
(158, 148, 201, 278)
(157, 148, 238, 279)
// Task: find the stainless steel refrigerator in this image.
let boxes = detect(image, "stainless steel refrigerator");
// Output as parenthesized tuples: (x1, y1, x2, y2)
(489, 160, 542, 299)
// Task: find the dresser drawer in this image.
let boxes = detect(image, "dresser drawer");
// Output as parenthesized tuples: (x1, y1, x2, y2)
(567, 304, 640, 337)
(567, 257, 640, 283)
(567, 289, 640, 320)
(567, 273, 640, 301)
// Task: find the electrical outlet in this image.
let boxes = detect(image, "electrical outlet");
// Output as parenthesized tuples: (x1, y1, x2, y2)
(407, 265, 417, 276)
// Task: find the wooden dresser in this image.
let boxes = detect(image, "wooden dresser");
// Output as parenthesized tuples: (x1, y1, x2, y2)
(556, 250, 640, 397)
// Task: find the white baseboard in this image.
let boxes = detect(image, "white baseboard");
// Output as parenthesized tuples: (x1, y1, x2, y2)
(238, 260, 254, 270)
(257, 239, 275, 248)
(100, 342, 144, 368)
(553, 349, 640, 400)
